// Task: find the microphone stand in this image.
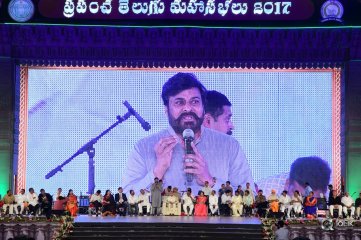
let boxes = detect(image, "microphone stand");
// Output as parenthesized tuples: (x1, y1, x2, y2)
(45, 111, 133, 194)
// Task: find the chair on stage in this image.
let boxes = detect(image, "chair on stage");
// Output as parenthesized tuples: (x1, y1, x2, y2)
(316, 196, 328, 218)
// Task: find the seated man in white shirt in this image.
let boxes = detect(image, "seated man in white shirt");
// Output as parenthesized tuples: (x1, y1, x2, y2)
(16, 188, 29, 215)
(27, 188, 39, 216)
(182, 188, 195, 216)
(89, 190, 103, 216)
(221, 190, 232, 216)
(138, 189, 151, 216)
(209, 190, 219, 216)
(291, 190, 303, 218)
(243, 190, 254, 216)
(231, 190, 243, 217)
(341, 192, 355, 219)
(128, 190, 139, 216)
(279, 190, 292, 219)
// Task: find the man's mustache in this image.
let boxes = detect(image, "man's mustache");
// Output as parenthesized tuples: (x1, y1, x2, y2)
(176, 112, 200, 122)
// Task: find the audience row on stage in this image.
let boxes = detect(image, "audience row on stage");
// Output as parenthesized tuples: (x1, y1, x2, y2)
(1, 179, 361, 220)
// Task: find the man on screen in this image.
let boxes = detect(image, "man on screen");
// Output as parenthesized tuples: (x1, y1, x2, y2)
(203, 90, 234, 135)
(122, 72, 254, 193)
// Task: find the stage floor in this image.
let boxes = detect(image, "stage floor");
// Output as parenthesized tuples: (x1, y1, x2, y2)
(74, 215, 262, 225)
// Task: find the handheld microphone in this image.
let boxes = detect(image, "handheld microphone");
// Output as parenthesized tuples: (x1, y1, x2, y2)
(123, 100, 151, 131)
(183, 129, 194, 184)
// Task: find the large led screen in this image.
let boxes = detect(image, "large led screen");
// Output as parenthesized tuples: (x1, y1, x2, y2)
(24, 68, 337, 197)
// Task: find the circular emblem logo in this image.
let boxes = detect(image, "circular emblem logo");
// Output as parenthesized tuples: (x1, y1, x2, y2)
(321, 218, 334, 231)
(8, 0, 35, 23)
(321, 0, 344, 22)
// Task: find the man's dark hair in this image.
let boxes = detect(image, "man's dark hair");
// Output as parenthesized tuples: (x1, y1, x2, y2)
(245, 190, 250, 194)
(118, 187, 123, 190)
(277, 220, 285, 228)
(204, 90, 232, 120)
(226, 181, 231, 184)
(289, 156, 331, 192)
(161, 72, 207, 106)
(96, 190, 101, 194)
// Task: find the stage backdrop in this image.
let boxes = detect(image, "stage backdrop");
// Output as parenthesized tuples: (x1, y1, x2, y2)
(19, 68, 340, 195)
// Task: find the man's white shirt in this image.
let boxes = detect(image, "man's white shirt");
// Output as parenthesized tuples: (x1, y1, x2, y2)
(279, 194, 292, 206)
(182, 194, 194, 205)
(221, 194, 232, 204)
(128, 194, 139, 205)
(138, 193, 150, 204)
(209, 195, 218, 206)
(27, 193, 38, 206)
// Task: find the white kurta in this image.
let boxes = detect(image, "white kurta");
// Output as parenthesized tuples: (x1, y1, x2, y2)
(291, 195, 303, 213)
(243, 195, 254, 207)
(341, 196, 355, 216)
(182, 194, 195, 215)
(138, 193, 151, 213)
(27, 193, 38, 206)
(16, 194, 28, 214)
(128, 195, 138, 205)
(90, 194, 102, 203)
(231, 195, 243, 216)
(163, 195, 181, 216)
(279, 194, 292, 217)
(209, 195, 219, 214)
(221, 194, 232, 204)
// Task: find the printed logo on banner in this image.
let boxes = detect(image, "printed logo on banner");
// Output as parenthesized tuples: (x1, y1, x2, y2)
(8, 0, 35, 22)
(321, 0, 343, 22)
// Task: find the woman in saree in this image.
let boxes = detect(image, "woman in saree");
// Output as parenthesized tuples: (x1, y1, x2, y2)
(102, 190, 116, 216)
(65, 189, 78, 216)
(304, 191, 317, 218)
(194, 191, 208, 216)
